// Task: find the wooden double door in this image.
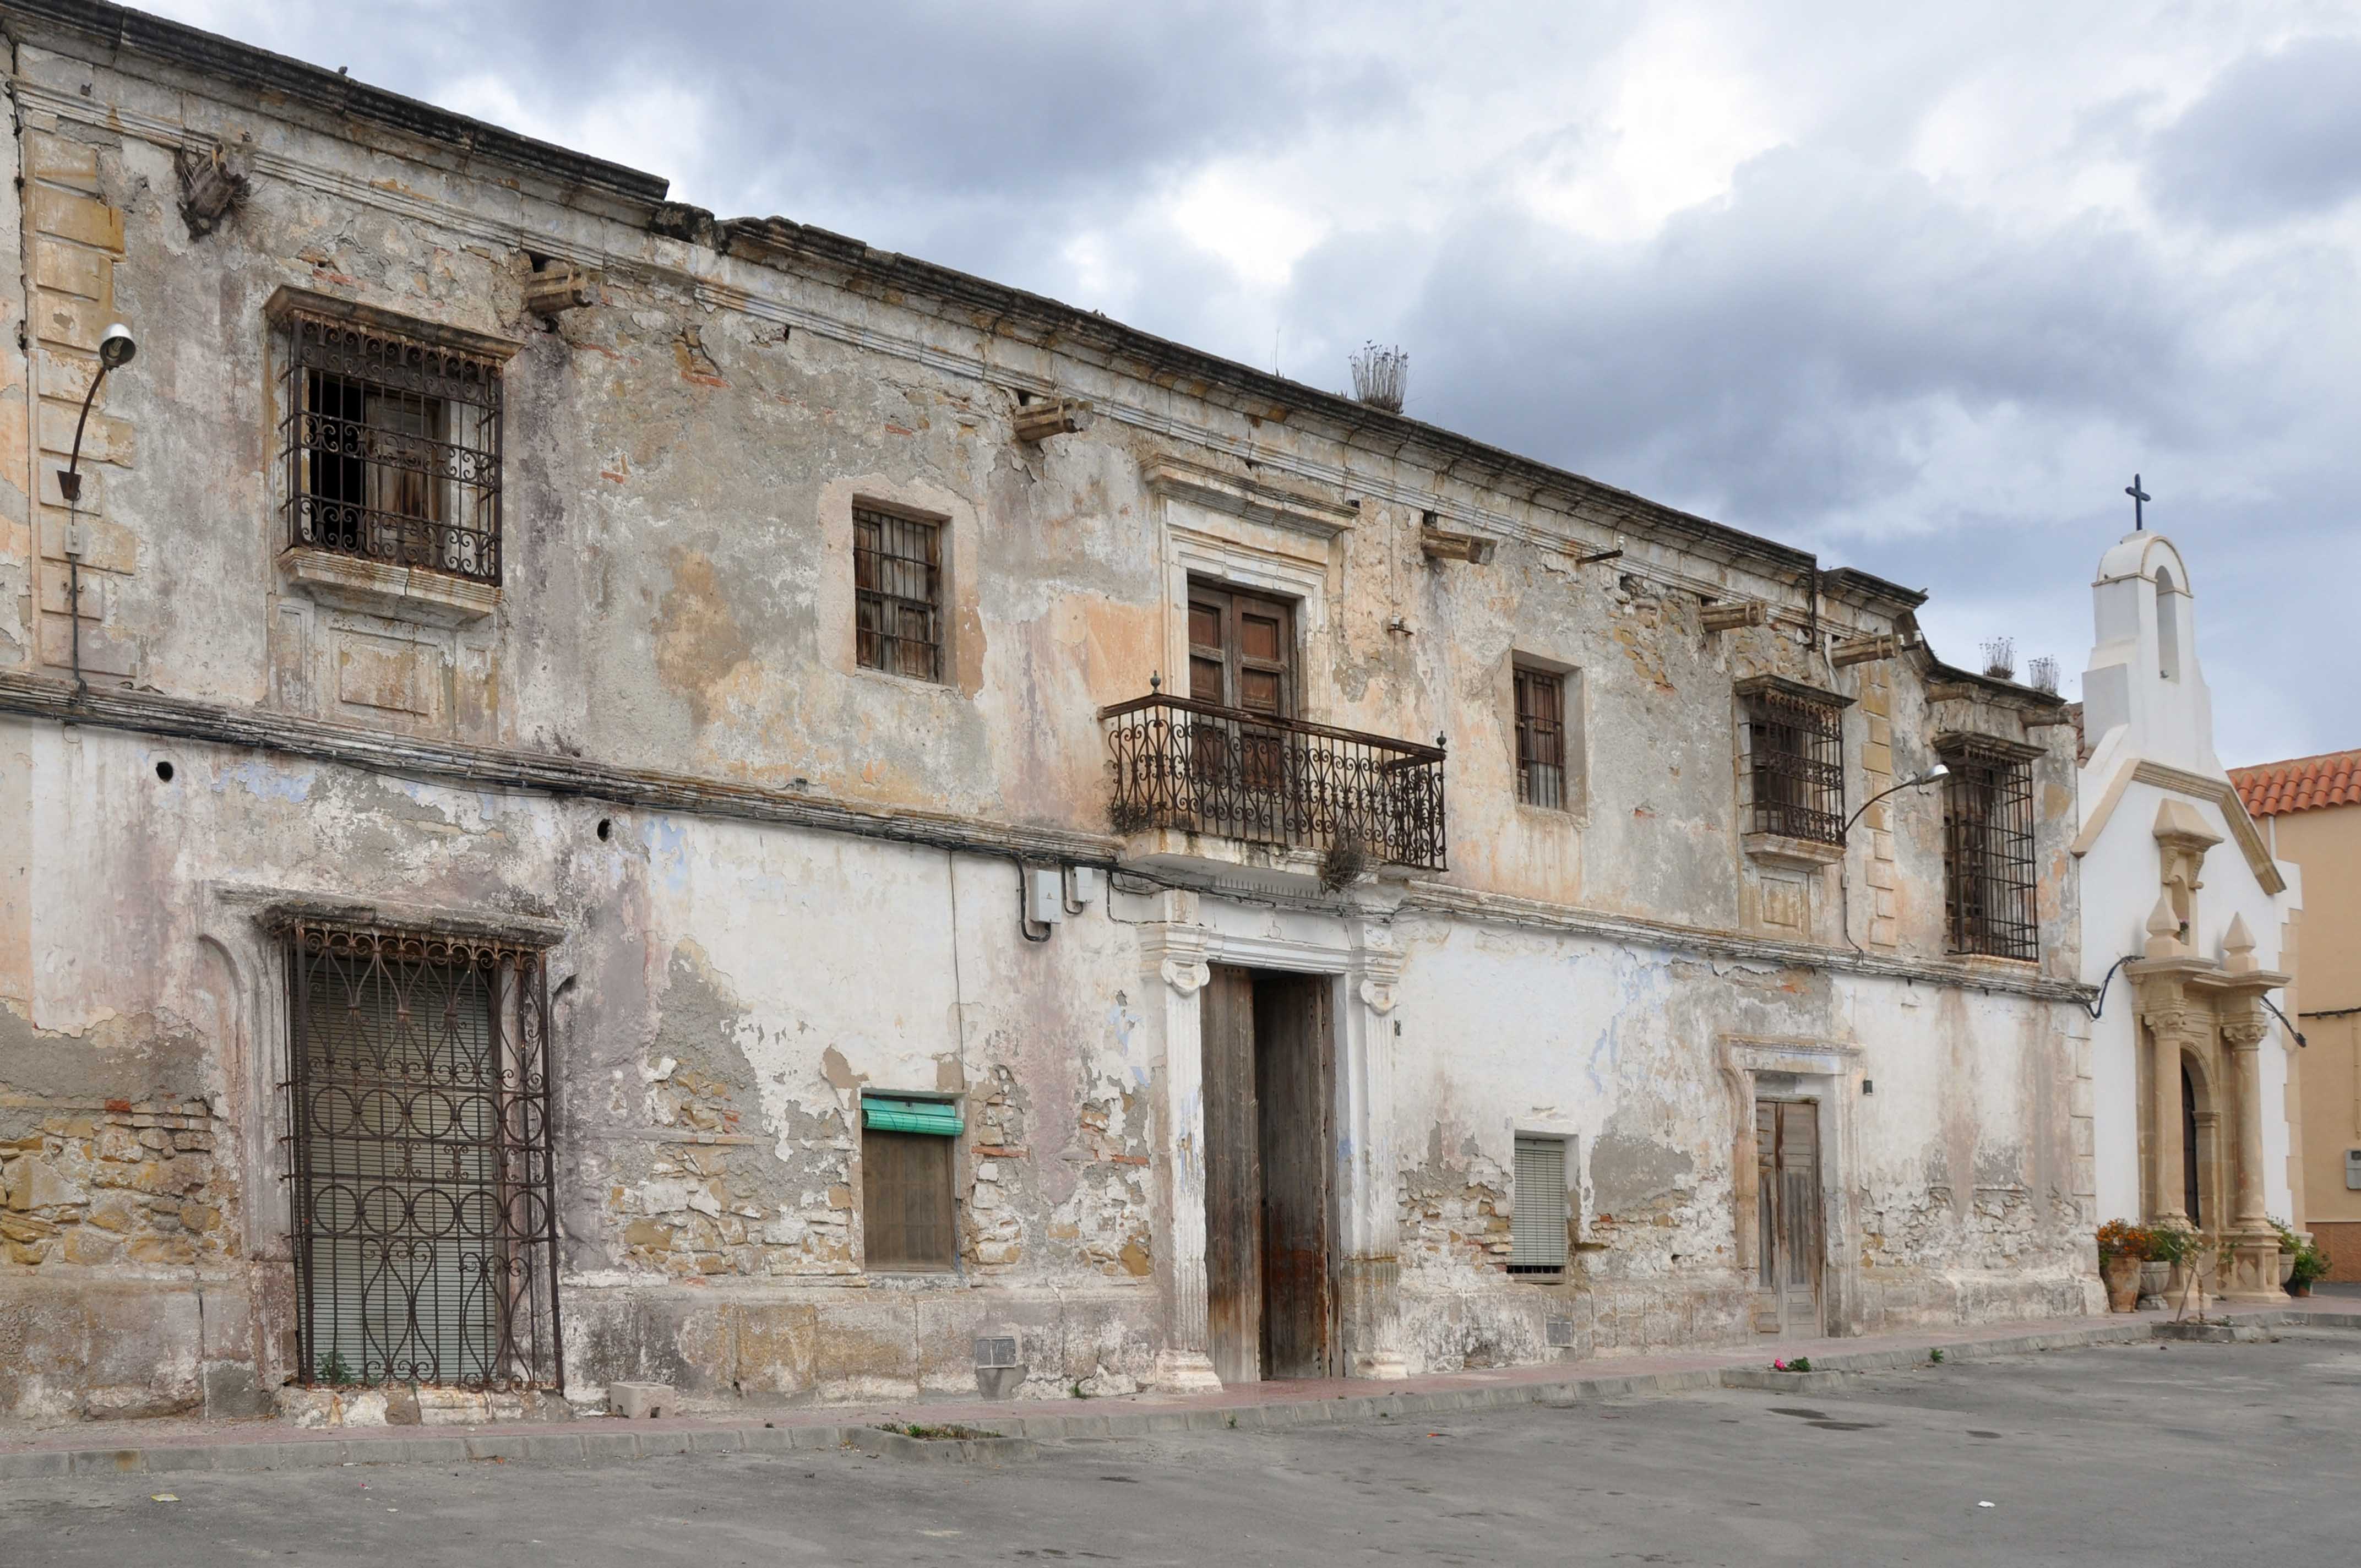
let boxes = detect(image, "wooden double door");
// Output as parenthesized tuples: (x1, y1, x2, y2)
(1755, 1099, 1824, 1337)
(1200, 965, 1335, 1384)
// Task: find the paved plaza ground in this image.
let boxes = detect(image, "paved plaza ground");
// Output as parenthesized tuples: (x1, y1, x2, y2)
(4, 1322, 2358, 1565)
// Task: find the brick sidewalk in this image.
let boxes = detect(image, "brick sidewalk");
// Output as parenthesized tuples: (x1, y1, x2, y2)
(4, 1301, 2352, 1480)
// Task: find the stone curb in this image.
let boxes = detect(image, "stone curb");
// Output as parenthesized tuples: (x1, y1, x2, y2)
(2, 1309, 2346, 1482)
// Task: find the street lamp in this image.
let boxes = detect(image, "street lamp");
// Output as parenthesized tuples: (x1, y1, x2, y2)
(1838, 761, 1949, 955)
(57, 322, 136, 698)
(1843, 761, 1948, 839)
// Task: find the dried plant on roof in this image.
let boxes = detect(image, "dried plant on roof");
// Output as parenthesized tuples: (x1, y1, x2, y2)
(1350, 342, 1408, 413)
(1981, 636, 2016, 680)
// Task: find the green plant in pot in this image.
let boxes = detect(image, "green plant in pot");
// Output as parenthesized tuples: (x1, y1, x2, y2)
(2270, 1219, 2329, 1297)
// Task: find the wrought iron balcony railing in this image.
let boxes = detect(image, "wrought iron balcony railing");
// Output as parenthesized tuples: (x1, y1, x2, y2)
(1101, 694, 1447, 871)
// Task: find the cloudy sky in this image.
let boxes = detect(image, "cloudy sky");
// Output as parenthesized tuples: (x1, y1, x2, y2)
(155, 1, 2361, 765)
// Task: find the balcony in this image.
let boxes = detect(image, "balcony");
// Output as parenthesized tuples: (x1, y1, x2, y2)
(1101, 694, 1447, 875)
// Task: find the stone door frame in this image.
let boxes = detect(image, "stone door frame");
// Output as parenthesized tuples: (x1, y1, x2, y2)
(1136, 892, 1403, 1390)
(1719, 1034, 1861, 1337)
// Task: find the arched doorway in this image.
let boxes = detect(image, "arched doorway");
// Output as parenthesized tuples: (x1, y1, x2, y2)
(2181, 1061, 2201, 1225)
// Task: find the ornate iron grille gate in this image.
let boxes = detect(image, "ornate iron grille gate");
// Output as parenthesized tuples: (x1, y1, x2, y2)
(1939, 743, 2039, 960)
(1744, 687, 1846, 843)
(280, 922, 561, 1391)
(276, 311, 505, 584)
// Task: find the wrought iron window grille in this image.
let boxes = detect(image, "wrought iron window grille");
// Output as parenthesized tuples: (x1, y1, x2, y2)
(1513, 666, 1568, 810)
(1101, 693, 1447, 870)
(1939, 743, 2040, 961)
(278, 921, 562, 1392)
(1743, 687, 1846, 845)
(276, 312, 505, 584)
(853, 505, 944, 682)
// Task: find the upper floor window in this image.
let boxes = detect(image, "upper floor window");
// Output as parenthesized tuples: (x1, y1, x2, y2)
(1740, 679, 1846, 844)
(278, 310, 504, 584)
(1939, 741, 2039, 960)
(854, 505, 944, 682)
(1188, 581, 1294, 715)
(1514, 665, 1568, 809)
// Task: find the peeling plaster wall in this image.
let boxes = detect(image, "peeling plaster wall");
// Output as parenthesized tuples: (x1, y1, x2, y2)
(0, 12, 2099, 1424)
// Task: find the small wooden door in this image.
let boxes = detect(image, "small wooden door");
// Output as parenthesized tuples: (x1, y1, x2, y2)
(1755, 1099, 1823, 1336)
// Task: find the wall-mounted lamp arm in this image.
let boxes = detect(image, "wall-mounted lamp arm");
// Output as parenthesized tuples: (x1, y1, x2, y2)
(1841, 763, 1949, 839)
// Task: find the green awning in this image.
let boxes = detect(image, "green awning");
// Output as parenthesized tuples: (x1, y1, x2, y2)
(862, 1095, 964, 1136)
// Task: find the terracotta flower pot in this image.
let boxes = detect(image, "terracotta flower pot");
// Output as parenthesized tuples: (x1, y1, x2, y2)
(2102, 1254, 2144, 1312)
(2288, 1280, 2313, 1298)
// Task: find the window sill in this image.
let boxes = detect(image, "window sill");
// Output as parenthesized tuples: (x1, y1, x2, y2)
(851, 662, 956, 696)
(278, 546, 498, 628)
(1742, 830, 1846, 869)
(1949, 951, 2043, 973)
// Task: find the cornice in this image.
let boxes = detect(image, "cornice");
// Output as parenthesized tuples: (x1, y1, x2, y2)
(1, 673, 2096, 1005)
(2070, 755, 2287, 897)
(0, 672, 1113, 865)
(1397, 883, 2093, 1005)
(1, 1, 668, 211)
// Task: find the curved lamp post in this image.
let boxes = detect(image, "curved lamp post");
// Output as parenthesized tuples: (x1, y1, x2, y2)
(1839, 761, 1948, 955)
(57, 322, 137, 699)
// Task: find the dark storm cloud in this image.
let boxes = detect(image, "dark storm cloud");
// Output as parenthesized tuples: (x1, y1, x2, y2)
(1386, 147, 2194, 520)
(183, 3, 1380, 208)
(2146, 36, 2361, 228)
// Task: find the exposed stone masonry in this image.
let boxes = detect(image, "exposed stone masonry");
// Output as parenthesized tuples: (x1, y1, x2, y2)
(1, 1098, 225, 1270)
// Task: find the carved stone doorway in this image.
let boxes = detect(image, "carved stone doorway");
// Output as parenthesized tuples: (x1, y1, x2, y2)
(1201, 965, 1336, 1383)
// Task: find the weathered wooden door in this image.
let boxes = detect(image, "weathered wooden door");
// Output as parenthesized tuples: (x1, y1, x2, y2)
(1202, 965, 1263, 1385)
(1188, 585, 1296, 842)
(1255, 974, 1334, 1380)
(1755, 1099, 1823, 1336)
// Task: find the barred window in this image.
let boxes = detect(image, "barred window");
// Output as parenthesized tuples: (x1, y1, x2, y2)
(282, 922, 560, 1391)
(854, 506, 944, 682)
(1743, 683, 1846, 843)
(278, 312, 504, 584)
(1509, 1134, 1569, 1275)
(1940, 744, 2039, 960)
(1514, 666, 1568, 809)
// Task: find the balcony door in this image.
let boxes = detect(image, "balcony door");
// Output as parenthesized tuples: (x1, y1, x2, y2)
(1188, 584, 1294, 717)
(1188, 585, 1296, 843)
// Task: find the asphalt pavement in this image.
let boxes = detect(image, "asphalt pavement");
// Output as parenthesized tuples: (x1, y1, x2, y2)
(4, 1329, 2355, 1565)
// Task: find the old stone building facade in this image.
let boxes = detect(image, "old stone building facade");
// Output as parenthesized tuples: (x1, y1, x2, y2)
(0, 1, 2101, 1427)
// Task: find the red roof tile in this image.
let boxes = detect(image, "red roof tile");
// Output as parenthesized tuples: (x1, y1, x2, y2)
(2229, 748, 2361, 818)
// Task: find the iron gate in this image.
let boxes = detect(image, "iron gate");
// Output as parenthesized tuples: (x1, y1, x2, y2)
(280, 921, 562, 1391)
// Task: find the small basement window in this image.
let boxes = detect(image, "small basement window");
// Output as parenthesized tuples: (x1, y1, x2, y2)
(1509, 1134, 1569, 1276)
(861, 1093, 962, 1272)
